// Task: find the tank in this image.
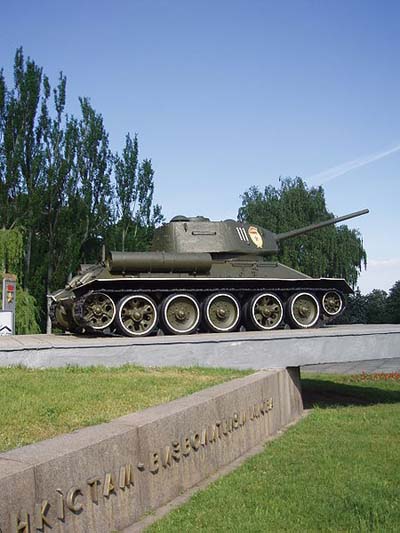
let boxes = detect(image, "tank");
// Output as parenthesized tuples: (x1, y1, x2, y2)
(49, 208, 369, 336)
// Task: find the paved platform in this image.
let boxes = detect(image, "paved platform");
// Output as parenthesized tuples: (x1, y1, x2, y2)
(0, 324, 399, 370)
(303, 357, 400, 374)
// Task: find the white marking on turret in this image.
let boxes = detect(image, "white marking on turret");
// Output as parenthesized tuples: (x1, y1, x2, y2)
(241, 227, 249, 242)
(236, 227, 244, 241)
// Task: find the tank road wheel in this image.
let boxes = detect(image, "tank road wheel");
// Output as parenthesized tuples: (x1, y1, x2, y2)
(116, 294, 158, 337)
(247, 293, 283, 330)
(73, 292, 116, 331)
(204, 293, 240, 333)
(322, 291, 343, 316)
(287, 292, 320, 329)
(161, 294, 200, 335)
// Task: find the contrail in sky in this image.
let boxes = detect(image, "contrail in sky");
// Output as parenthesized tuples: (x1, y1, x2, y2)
(308, 142, 400, 185)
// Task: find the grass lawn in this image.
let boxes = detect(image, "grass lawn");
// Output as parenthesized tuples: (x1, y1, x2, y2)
(148, 372, 400, 533)
(0, 365, 249, 452)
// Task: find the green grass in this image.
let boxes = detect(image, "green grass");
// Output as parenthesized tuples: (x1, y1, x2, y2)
(0, 365, 249, 452)
(148, 373, 400, 533)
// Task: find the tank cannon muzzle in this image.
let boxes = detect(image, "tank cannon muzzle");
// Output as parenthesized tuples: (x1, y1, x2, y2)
(275, 208, 369, 242)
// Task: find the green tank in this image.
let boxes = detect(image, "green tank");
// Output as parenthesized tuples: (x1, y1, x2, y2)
(50, 208, 369, 336)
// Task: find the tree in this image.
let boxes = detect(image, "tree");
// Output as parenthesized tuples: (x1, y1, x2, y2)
(365, 289, 388, 324)
(114, 134, 163, 252)
(0, 47, 164, 332)
(40, 74, 79, 295)
(11, 48, 49, 289)
(337, 289, 368, 324)
(75, 97, 113, 262)
(386, 281, 400, 323)
(0, 68, 22, 231)
(238, 177, 367, 287)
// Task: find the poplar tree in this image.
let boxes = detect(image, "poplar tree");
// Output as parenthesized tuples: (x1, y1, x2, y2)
(114, 134, 163, 251)
(12, 48, 49, 288)
(76, 97, 113, 262)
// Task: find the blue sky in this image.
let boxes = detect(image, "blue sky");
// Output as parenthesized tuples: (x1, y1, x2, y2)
(1, 0, 399, 293)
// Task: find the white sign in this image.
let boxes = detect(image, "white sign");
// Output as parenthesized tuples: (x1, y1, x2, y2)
(0, 311, 13, 336)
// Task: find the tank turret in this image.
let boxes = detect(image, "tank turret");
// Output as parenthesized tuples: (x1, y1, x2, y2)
(50, 208, 369, 337)
(150, 209, 369, 257)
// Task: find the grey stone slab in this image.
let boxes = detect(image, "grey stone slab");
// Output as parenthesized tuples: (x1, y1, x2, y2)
(0, 458, 36, 533)
(115, 369, 290, 515)
(1, 422, 140, 533)
(304, 357, 400, 374)
(0, 325, 399, 370)
(0, 370, 303, 532)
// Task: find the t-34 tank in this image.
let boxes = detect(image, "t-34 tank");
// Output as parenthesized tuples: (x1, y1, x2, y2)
(50, 208, 369, 336)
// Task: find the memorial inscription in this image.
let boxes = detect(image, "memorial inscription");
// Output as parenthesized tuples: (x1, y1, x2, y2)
(0, 369, 303, 533)
(10, 398, 273, 532)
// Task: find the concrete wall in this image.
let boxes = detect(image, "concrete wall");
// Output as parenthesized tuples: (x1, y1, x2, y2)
(0, 368, 303, 533)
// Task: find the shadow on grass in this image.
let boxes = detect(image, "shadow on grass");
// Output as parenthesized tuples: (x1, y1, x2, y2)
(301, 377, 400, 408)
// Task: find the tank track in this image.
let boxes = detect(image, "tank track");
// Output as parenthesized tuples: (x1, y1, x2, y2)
(54, 286, 345, 337)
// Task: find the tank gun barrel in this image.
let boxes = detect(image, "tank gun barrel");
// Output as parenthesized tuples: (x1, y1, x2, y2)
(275, 208, 369, 242)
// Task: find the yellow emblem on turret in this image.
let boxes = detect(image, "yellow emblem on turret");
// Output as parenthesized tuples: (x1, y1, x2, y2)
(248, 226, 263, 248)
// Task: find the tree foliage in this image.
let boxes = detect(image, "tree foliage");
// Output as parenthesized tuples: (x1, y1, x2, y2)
(336, 283, 400, 324)
(0, 48, 163, 332)
(112, 134, 163, 252)
(238, 177, 367, 287)
(386, 281, 400, 324)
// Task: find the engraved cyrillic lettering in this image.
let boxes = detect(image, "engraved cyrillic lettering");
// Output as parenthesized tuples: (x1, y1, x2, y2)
(222, 418, 233, 435)
(200, 428, 208, 446)
(161, 446, 172, 467)
(149, 452, 160, 473)
(240, 411, 247, 426)
(190, 432, 201, 450)
(87, 477, 101, 503)
(119, 464, 134, 488)
(172, 441, 181, 461)
(103, 472, 116, 497)
(34, 500, 51, 529)
(56, 489, 65, 520)
(208, 425, 217, 442)
(232, 412, 239, 429)
(66, 487, 83, 513)
(12, 512, 30, 532)
(182, 437, 191, 456)
(249, 405, 255, 420)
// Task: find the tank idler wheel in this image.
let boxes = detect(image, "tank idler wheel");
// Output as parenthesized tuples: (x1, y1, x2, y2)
(247, 293, 283, 330)
(287, 292, 320, 329)
(204, 293, 241, 333)
(322, 291, 343, 316)
(116, 294, 158, 337)
(50, 301, 70, 331)
(161, 294, 200, 335)
(73, 292, 116, 330)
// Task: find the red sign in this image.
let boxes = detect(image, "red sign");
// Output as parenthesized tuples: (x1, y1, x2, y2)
(7, 285, 14, 292)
